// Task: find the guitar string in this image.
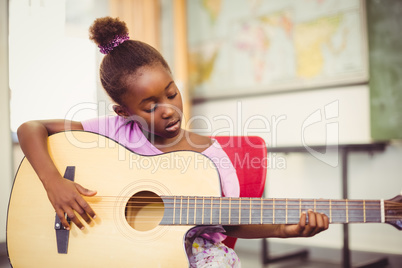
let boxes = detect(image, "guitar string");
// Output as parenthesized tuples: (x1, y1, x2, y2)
(87, 203, 389, 210)
(81, 197, 401, 215)
(91, 213, 400, 221)
(87, 199, 392, 208)
(87, 208, 399, 221)
(86, 196, 388, 208)
(92, 197, 385, 203)
(73, 208, 400, 221)
(109, 215, 398, 222)
(90, 199, 395, 209)
(93, 204, 388, 210)
(91, 205, 387, 211)
(119, 213, 402, 221)
(90, 195, 388, 203)
(88, 204, 401, 220)
(116, 214, 393, 220)
(90, 212, 398, 220)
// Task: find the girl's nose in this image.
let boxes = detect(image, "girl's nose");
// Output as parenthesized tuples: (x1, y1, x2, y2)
(161, 104, 175, 119)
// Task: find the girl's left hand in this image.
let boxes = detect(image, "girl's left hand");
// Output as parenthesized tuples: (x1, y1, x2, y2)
(280, 210, 329, 238)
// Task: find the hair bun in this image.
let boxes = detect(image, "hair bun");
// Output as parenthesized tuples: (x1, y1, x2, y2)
(89, 17, 129, 54)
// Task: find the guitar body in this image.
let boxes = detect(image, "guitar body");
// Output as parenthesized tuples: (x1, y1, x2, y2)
(7, 131, 221, 268)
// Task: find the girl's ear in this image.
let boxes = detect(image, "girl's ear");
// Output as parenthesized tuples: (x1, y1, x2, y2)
(113, 105, 129, 117)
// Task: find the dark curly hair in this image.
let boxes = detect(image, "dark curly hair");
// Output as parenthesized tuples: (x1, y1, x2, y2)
(89, 17, 171, 105)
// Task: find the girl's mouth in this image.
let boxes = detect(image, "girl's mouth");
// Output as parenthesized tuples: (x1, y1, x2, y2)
(165, 119, 180, 132)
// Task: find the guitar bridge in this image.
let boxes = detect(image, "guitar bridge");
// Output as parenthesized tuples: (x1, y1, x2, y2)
(54, 166, 75, 254)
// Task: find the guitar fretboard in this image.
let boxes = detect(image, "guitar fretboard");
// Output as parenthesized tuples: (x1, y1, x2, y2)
(160, 196, 382, 225)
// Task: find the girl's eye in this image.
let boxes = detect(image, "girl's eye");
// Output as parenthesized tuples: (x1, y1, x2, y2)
(168, 92, 178, 99)
(145, 104, 157, 113)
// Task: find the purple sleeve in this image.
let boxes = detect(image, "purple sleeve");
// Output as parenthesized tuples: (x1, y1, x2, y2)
(80, 115, 129, 139)
(202, 141, 240, 198)
(81, 116, 122, 136)
(81, 117, 102, 133)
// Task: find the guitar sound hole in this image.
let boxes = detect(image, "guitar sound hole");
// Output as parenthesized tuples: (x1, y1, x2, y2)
(125, 191, 164, 232)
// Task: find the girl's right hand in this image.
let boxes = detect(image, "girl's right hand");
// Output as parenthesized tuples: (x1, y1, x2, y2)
(44, 177, 97, 230)
(17, 120, 95, 230)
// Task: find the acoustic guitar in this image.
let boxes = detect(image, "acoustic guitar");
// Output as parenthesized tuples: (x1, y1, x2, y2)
(6, 131, 402, 267)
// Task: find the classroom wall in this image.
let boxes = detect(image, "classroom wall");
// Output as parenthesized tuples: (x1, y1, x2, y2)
(189, 0, 402, 255)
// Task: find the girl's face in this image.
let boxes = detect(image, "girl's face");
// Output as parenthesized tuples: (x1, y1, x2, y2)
(117, 64, 184, 141)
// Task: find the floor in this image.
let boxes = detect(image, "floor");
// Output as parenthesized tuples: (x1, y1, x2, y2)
(237, 242, 341, 268)
(1, 240, 397, 268)
(0, 256, 339, 268)
(0, 251, 349, 268)
(0, 243, 339, 268)
(0, 258, 9, 268)
(235, 239, 397, 268)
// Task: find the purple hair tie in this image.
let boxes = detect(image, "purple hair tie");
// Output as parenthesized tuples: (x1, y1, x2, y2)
(99, 33, 129, 54)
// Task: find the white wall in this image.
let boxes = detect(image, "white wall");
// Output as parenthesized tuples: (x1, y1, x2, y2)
(0, 0, 13, 243)
(191, 86, 402, 254)
(191, 85, 370, 147)
(1, 0, 110, 244)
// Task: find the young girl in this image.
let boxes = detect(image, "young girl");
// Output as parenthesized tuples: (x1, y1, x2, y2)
(17, 17, 329, 267)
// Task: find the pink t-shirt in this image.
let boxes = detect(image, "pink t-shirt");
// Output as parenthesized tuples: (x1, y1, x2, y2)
(81, 115, 240, 243)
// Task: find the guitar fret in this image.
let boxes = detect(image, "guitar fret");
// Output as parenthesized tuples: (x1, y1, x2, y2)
(346, 199, 349, 223)
(180, 196, 183, 225)
(262, 199, 273, 224)
(363, 200, 366, 223)
(285, 199, 299, 224)
(260, 198, 263, 224)
(314, 199, 316, 212)
(329, 199, 332, 223)
(331, 200, 347, 223)
(173, 196, 176, 225)
(350, 200, 365, 223)
(273, 199, 275, 224)
(210, 197, 213, 224)
(176, 196, 182, 224)
(194, 197, 197, 225)
(232, 198, 240, 225)
(187, 196, 190, 225)
(239, 199, 241, 224)
(320, 200, 330, 221)
(240, 198, 251, 224)
(197, 197, 204, 224)
(275, 199, 290, 224)
(204, 197, 211, 224)
(366, 200, 381, 222)
(219, 198, 222, 224)
(229, 198, 231, 225)
(188, 197, 195, 225)
(299, 198, 301, 219)
(285, 198, 288, 224)
(220, 198, 229, 225)
(251, 198, 261, 224)
(202, 197, 205, 225)
(249, 197, 252, 225)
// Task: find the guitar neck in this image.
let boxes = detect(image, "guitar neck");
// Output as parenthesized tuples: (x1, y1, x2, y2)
(160, 197, 383, 226)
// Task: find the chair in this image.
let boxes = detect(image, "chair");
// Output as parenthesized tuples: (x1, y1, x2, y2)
(212, 136, 267, 249)
(215, 136, 308, 266)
